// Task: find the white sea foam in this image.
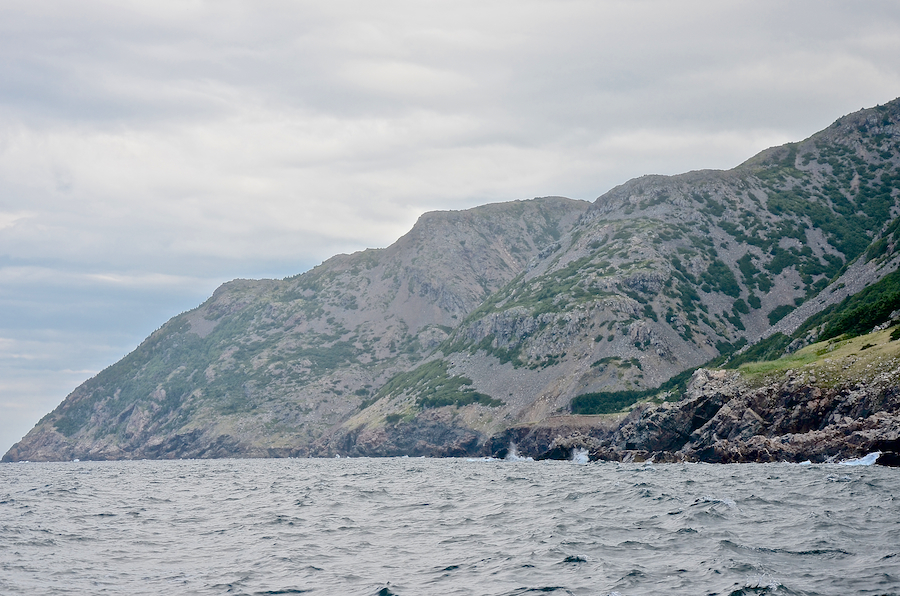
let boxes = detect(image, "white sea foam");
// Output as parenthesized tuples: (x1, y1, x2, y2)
(839, 452, 881, 466)
(571, 448, 589, 464)
(744, 574, 782, 592)
(697, 495, 737, 509)
(505, 443, 534, 462)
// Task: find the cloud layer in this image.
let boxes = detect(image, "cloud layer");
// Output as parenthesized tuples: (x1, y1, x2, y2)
(2, 0, 899, 452)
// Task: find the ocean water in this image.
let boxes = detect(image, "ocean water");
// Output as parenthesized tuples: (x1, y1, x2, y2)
(1, 457, 898, 596)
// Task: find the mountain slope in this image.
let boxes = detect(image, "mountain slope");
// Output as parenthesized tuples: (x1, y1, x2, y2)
(4, 198, 588, 461)
(5, 98, 900, 462)
(320, 99, 900, 455)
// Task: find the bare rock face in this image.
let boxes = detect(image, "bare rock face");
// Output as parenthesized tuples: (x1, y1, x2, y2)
(486, 416, 621, 460)
(615, 369, 743, 453)
(315, 409, 484, 458)
(587, 366, 900, 464)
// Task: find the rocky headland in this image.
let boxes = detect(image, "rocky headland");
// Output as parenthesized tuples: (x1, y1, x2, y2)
(507, 328, 900, 466)
(5, 98, 900, 464)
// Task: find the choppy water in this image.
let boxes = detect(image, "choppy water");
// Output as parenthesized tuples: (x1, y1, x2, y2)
(1, 457, 898, 596)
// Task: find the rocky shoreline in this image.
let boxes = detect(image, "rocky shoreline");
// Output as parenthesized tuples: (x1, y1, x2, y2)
(302, 360, 900, 466)
(5, 365, 899, 466)
(501, 367, 900, 467)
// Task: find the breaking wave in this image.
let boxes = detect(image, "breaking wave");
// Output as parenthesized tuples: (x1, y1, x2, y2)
(838, 451, 881, 466)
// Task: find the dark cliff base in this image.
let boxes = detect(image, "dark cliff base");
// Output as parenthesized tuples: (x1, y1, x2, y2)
(6, 367, 899, 466)
(314, 409, 486, 459)
(306, 365, 900, 466)
(480, 368, 900, 467)
(486, 415, 623, 460)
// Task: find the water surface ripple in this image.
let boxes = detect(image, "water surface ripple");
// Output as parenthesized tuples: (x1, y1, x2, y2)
(1, 458, 898, 595)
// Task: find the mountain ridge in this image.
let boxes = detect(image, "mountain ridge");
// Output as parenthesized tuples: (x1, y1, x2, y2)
(5, 98, 900, 462)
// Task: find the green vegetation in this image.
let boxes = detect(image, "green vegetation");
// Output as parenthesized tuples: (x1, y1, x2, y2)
(762, 145, 898, 265)
(53, 404, 93, 437)
(722, 333, 793, 369)
(591, 356, 641, 370)
(498, 254, 597, 316)
(724, 269, 900, 369)
(476, 334, 527, 367)
(50, 283, 375, 438)
(701, 259, 741, 297)
(569, 367, 698, 415)
(747, 293, 761, 309)
(569, 390, 645, 415)
(737, 327, 900, 388)
(767, 304, 795, 325)
(736, 347, 820, 377)
(376, 360, 503, 409)
(818, 269, 900, 340)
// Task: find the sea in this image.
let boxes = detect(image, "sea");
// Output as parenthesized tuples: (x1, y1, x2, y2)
(1, 455, 897, 596)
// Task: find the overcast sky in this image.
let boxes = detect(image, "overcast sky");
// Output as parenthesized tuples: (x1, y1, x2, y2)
(2, 1, 899, 455)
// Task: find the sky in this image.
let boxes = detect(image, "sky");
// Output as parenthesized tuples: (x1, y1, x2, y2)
(1, 1, 899, 455)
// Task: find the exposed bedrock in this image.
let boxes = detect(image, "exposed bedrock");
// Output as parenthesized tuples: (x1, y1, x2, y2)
(586, 368, 900, 464)
(487, 417, 620, 460)
(313, 409, 485, 458)
(305, 364, 900, 464)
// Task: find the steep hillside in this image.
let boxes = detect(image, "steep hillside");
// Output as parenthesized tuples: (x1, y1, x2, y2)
(322, 99, 900, 455)
(5, 98, 900, 462)
(4, 198, 588, 461)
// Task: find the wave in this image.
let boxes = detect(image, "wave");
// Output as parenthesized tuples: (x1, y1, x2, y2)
(838, 452, 881, 466)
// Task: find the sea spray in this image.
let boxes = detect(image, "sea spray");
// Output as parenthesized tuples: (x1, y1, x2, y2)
(571, 447, 589, 464)
(505, 443, 534, 461)
(839, 451, 881, 466)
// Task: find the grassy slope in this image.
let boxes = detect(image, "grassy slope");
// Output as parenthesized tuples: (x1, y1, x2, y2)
(737, 325, 900, 388)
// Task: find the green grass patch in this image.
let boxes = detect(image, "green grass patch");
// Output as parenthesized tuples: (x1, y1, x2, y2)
(737, 351, 818, 376)
(736, 327, 900, 388)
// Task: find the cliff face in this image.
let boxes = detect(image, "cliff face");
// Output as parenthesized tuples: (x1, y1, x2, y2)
(5, 98, 900, 462)
(595, 365, 900, 464)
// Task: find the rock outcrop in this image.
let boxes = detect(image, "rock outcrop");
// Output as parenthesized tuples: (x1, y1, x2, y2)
(583, 362, 900, 464)
(487, 327, 900, 464)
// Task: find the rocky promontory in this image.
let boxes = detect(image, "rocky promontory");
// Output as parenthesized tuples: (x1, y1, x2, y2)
(593, 368, 899, 464)
(510, 328, 900, 465)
